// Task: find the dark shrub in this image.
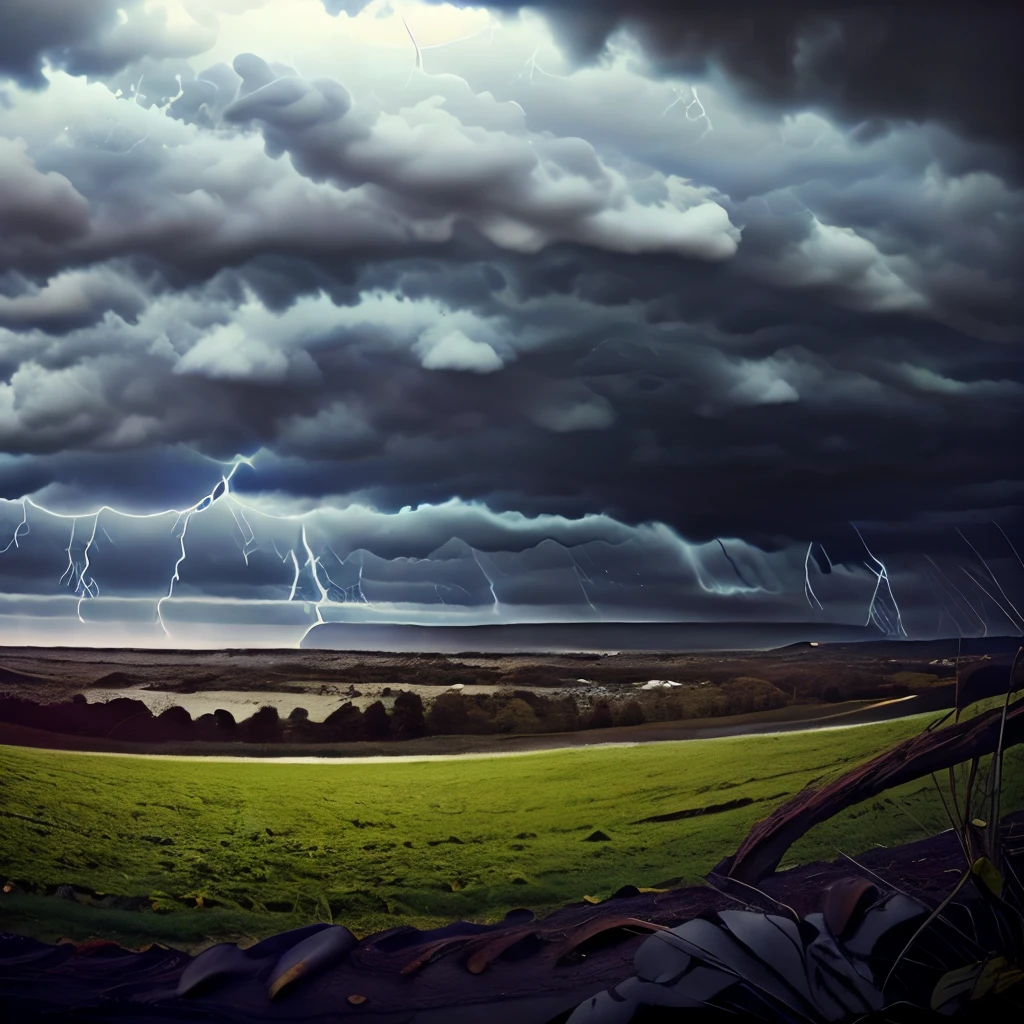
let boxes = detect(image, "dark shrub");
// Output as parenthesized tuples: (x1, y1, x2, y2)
(426, 692, 471, 736)
(391, 691, 426, 741)
(150, 706, 194, 743)
(586, 699, 615, 730)
(494, 697, 538, 734)
(241, 705, 283, 744)
(363, 701, 391, 741)
(96, 698, 154, 740)
(615, 700, 645, 727)
(322, 702, 364, 742)
(213, 709, 237, 736)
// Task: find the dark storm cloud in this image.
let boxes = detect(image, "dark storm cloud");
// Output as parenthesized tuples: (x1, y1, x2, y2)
(0, 0, 220, 87)
(0, 1, 1020, 638)
(322, 0, 1023, 156)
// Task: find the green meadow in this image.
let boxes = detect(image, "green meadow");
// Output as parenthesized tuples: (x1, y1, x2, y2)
(1, 715, 1021, 949)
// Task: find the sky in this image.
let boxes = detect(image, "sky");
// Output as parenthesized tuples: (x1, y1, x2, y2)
(0, 0, 1021, 648)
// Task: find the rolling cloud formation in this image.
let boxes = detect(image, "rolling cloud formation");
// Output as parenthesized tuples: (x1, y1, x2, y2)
(0, 0, 1021, 646)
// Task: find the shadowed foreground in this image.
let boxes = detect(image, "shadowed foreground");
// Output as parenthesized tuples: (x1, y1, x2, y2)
(2, 817, 1021, 1022)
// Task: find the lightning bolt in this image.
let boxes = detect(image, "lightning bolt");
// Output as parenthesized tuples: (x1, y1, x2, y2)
(401, 14, 423, 87)
(565, 547, 599, 615)
(152, 461, 252, 635)
(300, 522, 329, 631)
(663, 83, 713, 143)
(2, 456, 261, 635)
(471, 547, 500, 614)
(286, 549, 301, 601)
(321, 547, 372, 604)
(517, 41, 569, 85)
(1, 502, 29, 553)
(851, 522, 907, 637)
(804, 541, 824, 611)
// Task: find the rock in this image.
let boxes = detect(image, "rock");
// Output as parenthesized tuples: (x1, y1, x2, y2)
(583, 831, 611, 843)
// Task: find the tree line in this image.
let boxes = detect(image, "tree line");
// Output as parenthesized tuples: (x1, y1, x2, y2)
(0, 676, 799, 745)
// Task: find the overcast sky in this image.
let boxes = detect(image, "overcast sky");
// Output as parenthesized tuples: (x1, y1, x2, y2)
(0, 0, 1021, 647)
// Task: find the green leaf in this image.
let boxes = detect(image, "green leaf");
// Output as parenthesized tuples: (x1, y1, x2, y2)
(932, 962, 983, 1011)
(972, 956, 1024, 1000)
(972, 856, 1004, 898)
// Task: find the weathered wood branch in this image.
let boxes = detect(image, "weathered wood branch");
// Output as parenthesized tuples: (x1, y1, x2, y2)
(716, 695, 1024, 885)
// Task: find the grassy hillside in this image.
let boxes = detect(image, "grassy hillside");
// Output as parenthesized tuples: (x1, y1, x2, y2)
(1, 715, 1021, 949)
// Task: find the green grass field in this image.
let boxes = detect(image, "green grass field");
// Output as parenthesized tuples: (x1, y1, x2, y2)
(2, 715, 1021, 949)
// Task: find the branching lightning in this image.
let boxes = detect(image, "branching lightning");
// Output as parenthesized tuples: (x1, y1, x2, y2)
(851, 523, 907, 637)
(518, 41, 569, 84)
(7, 450, 1017, 646)
(300, 522, 329, 629)
(0, 453, 345, 641)
(663, 84, 713, 143)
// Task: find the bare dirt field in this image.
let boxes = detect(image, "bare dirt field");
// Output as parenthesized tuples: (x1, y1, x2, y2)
(0, 635, 996, 702)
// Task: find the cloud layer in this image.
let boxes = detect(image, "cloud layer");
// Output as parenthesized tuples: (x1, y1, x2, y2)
(0, 0, 1020, 643)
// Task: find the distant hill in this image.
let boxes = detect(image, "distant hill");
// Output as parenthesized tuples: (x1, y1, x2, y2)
(300, 621, 880, 654)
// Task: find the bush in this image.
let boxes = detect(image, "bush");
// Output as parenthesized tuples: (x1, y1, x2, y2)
(426, 692, 471, 736)
(586, 699, 615, 730)
(363, 701, 391, 741)
(284, 706, 315, 741)
(152, 706, 195, 743)
(615, 700, 645, 727)
(213, 709, 237, 735)
(321, 703, 364, 742)
(391, 691, 426, 741)
(494, 698, 538, 734)
(241, 706, 282, 744)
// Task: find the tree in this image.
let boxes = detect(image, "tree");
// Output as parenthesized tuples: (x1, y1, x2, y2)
(391, 691, 426, 741)
(363, 701, 391, 741)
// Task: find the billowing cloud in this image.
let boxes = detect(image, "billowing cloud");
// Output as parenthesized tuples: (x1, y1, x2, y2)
(416, 326, 505, 373)
(0, 0, 1020, 645)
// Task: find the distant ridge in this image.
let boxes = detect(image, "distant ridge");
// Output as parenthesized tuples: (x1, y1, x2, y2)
(300, 621, 879, 654)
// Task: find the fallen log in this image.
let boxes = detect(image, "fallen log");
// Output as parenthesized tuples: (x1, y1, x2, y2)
(716, 693, 1024, 885)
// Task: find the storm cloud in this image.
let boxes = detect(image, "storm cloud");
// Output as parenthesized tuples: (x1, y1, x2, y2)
(0, 0, 1020, 646)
